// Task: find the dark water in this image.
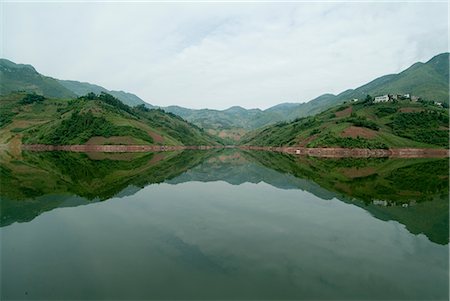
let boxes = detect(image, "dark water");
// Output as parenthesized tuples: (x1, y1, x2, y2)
(1, 150, 448, 300)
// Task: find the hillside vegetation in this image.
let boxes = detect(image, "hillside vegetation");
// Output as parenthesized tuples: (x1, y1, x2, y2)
(164, 52, 449, 138)
(0, 59, 76, 98)
(267, 52, 449, 121)
(240, 98, 449, 149)
(0, 92, 222, 146)
(1, 53, 448, 144)
(0, 59, 149, 107)
(57, 79, 150, 107)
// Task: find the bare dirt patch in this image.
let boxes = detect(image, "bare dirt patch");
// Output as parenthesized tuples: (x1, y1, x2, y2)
(10, 119, 47, 128)
(399, 107, 425, 113)
(335, 106, 352, 118)
(149, 153, 166, 165)
(7, 135, 23, 159)
(85, 136, 143, 145)
(208, 129, 247, 142)
(334, 182, 352, 195)
(340, 167, 377, 178)
(216, 152, 245, 163)
(341, 126, 377, 139)
(297, 134, 318, 147)
(86, 152, 145, 161)
(147, 131, 164, 144)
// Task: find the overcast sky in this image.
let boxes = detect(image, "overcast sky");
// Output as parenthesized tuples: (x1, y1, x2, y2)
(2, 1, 448, 109)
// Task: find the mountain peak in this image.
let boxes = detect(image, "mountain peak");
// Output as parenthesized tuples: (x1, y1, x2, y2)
(0, 58, 37, 73)
(225, 106, 247, 112)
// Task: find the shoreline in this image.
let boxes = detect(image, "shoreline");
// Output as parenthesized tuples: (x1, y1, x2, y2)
(18, 144, 450, 158)
(239, 146, 449, 158)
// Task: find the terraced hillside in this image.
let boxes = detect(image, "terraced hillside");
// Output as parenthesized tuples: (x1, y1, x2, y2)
(240, 98, 449, 149)
(0, 92, 222, 146)
(164, 52, 449, 137)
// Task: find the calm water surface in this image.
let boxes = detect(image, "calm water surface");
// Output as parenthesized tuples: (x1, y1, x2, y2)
(1, 150, 448, 300)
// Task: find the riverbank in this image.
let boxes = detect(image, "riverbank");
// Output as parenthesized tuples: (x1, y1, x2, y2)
(240, 146, 450, 158)
(21, 144, 225, 152)
(18, 144, 450, 158)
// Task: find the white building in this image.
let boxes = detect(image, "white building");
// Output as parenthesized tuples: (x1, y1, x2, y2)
(373, 199, 388, 206)
(374, 95, 389, 103)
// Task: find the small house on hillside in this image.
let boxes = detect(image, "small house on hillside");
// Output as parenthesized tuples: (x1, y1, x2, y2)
(374, 95, 389, 103)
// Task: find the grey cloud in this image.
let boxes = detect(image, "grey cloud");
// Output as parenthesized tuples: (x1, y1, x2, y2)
(3, 2, 448, 109)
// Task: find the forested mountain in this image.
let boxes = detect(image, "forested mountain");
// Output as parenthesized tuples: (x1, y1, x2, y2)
(57, 79, 151, 107)
(0, 92, 222, 146)
(240, 97, 448, 148)
(0, 59, 76, 98)
(1, 53, 447, 144)
(0, 59, 149, 107)
(163, 53, 449, 140)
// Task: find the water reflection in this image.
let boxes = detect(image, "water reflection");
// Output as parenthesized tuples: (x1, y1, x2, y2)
(1, 149, 448, 300)
(0, 150, 216, 226)
(1, 149, 448, 244)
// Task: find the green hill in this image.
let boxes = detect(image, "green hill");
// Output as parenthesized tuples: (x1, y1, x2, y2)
(57, 79, 152, 107)
(163, 53, 449, 140)
(0, 58, 151, 107)
(163, 105, 283, 143)
(240, 98, 449, 148)
(0, 59, 76, 98)
(1, 53, 447, 144)
(0, 92, 222, 146)
(262, 52, 449, 121)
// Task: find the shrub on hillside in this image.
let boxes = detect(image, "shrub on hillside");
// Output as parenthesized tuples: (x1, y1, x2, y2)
(389, 111, 449, 146)
(31, 111, 153, 145)
(307, 133, 388, 149)
(375, 107, 398, 117)
(20, 93, 45, 105)
(339, 116, 380, 131)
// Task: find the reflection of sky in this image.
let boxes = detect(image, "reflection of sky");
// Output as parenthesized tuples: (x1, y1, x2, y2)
(166, 158, 336, 199)
(2, 181, 448, 300)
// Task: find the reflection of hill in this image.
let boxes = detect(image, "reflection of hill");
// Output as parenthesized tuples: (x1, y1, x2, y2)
(244, 151, 448, 203)
(243, 151, 449, 245)
(0, 150, 215, 226)
(1, 149, 448, 244)
(167, 149, 336, 200)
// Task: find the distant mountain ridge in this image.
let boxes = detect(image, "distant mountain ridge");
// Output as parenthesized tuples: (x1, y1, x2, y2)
(0, 92, 222, 146)
(240, 95, 449, 149)
(0, 58, 150, 107)
(1, 53, 448, 142)
(0, 58, 76, 98)
(163, 53, 449, 136)
(57, 79, 152, 108)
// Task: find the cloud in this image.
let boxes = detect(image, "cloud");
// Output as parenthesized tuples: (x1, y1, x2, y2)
(2, 2, 448, 109)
